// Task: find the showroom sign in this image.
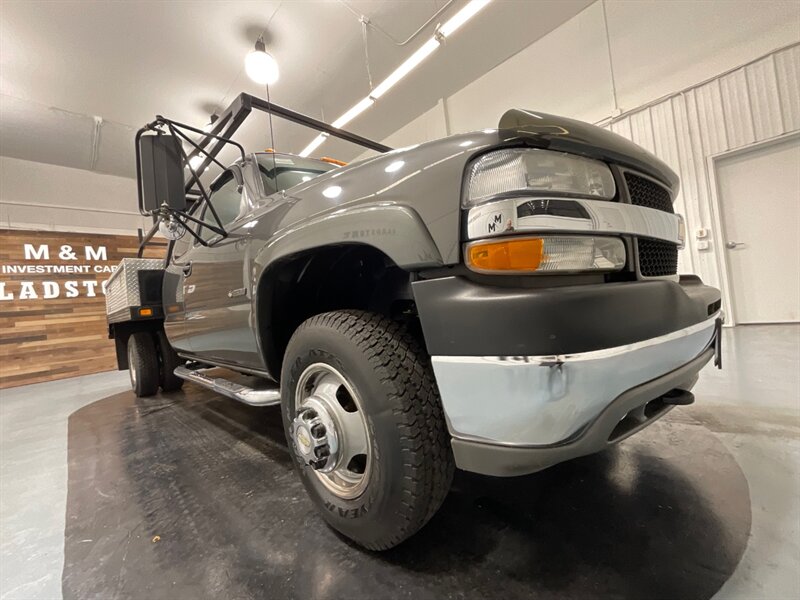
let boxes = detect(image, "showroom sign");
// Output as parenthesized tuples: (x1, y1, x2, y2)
(0, 241, 117, 300)
(0, 229, 164, 389)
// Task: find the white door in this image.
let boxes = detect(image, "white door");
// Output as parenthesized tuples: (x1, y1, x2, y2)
(716, 135, 800, 324)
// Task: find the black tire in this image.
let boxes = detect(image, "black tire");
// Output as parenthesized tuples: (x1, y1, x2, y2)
(281, 310, 454, 551)
(127, 332, 159, 397)
(155, 330, 184, 392)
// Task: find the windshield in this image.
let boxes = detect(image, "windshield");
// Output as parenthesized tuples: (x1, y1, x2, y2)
(256, 153, 337, 194)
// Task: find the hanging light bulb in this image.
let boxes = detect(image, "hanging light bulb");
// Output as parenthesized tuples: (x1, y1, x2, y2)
(202, 112, 220, 132)
(245, 38, 279, 85)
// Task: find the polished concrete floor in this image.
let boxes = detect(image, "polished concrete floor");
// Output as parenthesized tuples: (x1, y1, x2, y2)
(1, 325, 798, 599)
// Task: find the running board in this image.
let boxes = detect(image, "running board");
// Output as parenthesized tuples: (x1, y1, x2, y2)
(173, 366, 281, 407)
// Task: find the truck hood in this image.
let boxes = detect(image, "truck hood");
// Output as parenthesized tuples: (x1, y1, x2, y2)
(496, 108, 679, 190)
(249, 109, 680, 266)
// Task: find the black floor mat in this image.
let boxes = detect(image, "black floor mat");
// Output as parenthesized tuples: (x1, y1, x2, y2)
(62, 384, 750, 599)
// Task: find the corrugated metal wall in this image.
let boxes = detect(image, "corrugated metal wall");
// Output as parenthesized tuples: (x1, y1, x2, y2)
(603, 43, 800, 294)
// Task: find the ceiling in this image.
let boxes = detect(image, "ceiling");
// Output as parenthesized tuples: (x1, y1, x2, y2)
(0, 0, 593, 179)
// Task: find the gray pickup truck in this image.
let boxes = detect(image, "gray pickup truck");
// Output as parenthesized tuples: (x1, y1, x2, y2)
(105, 99, 722, 550)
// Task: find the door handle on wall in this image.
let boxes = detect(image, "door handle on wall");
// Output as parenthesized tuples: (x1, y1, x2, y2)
(182, 261, 193, 277)
(725, 241, 744, 249)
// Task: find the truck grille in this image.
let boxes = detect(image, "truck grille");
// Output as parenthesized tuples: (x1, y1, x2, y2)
(637, 238, 679, 277)
(625, 173, 674, 213)
(625, 172, 678, 277)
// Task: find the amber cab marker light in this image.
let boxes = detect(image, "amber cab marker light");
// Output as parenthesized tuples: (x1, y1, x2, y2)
(468, 238, 545, 273)
(138, 308, 154, 317)
(321, 157, 348, 167)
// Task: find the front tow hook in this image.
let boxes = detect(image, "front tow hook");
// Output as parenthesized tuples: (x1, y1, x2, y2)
(661, 388, 695, 406)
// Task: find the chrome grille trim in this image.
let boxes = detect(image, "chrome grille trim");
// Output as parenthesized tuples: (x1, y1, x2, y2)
(465, 196, 682, 245)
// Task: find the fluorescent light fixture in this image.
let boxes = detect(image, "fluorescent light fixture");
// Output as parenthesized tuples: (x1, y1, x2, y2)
(299, 133, 328, 158)
(439, 0, 492, 37)
(332, 97, 375, 129)
(371, 37, 440, 99)
(295, 0, 493, 156)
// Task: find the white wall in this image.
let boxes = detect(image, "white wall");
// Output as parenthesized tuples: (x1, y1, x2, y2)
(602, 46, 800, 297)
(369, 0, 800, 304)
(0, 155, 150, 236)
(446, 1, 615, 133)
(387, 0, 799, 139)
(387, 100, 450, 151)
(605, 0, 800, 112)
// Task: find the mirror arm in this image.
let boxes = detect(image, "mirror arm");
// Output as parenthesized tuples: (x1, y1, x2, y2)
(166, 122, 230, 173)
(158, 115, 246, 164)
(182, 227, 208, 247)
(136, 219, 161, 257)
(136, 114, 246, 254)
(165, 126, 228, 239)
(175, 209, 225, 237)
(197, 196, 227, 238)
(173, 215, 210, 247)
(134, 127, 150, 217)
(138, 206, 224, 254)
(164, 122, 211, 192)
(162, 208, 226, 247)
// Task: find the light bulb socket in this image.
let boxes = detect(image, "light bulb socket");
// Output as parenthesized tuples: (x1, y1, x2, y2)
(255, 38, 266, 53)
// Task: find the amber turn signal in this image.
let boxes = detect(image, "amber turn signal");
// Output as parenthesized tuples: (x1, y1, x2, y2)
(466, 235, 627, 275)
(138, 307, 153, 317)
(467, 238, 545, 273)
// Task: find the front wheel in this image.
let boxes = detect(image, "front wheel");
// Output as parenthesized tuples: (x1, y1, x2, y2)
(281, 310, 454, 551)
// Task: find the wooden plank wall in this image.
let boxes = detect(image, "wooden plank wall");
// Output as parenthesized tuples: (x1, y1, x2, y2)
(0, 229, 165, 389)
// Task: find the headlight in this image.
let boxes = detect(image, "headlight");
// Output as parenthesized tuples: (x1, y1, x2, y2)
(465, 235, 626, 275)
(465, 148, 616, 207)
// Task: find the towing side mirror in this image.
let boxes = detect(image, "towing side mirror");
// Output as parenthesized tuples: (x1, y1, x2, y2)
(137, 133, 187, 213)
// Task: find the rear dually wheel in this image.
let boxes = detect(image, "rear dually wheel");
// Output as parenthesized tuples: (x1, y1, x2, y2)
(127, 331, 159, 398)
(155, 330, 184, 392)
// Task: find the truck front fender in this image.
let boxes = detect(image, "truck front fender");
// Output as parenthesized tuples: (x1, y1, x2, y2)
(252, 203, 443, 277)
(249, 203, 442, 379)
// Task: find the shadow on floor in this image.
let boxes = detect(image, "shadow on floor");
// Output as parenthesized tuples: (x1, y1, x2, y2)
(62, 384, 751, 600)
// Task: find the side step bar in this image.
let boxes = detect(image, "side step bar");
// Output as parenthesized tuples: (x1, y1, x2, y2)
(174, 365, 281, 407)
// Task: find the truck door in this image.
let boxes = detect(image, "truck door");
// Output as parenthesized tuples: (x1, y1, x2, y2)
(162, 233, 193, 353)
(181, 169, 264, 369)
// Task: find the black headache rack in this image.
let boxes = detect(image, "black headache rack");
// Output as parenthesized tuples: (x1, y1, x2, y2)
(135, 92, 393, 256)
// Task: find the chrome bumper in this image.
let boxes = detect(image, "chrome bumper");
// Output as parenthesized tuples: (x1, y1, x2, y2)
(431, 314, 720, 448)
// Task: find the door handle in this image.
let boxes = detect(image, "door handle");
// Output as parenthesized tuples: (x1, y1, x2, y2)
(182, 261, 193, 277)
(726, 241, 744, 249)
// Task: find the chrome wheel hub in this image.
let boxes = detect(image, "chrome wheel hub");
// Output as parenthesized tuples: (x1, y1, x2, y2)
(293, 363, 371, 499)
(291, 398, 339, 472)
(128, 343, 137, 388)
